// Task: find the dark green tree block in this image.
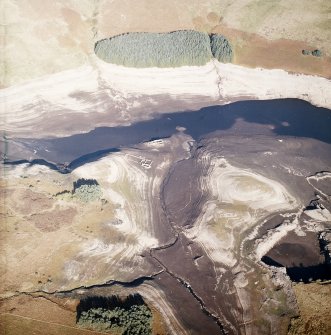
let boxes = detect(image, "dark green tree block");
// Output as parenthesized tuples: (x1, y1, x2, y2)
(94, 30, 233, 67)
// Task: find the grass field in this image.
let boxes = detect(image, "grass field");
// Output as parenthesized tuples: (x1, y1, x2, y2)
(0, 314, 110, 335)
(2, 0, 330, 86)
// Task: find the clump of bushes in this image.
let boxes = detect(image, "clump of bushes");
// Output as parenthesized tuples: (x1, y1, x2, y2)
(77, 294, 152, 335)
(95, 30, 232, 67)
(73, 178, 102, 202)
(312, 49, 322, 57)
(302, 49, 322, 57)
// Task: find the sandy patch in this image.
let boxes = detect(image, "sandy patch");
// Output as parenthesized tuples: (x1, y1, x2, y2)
(31, 206, 77, 232)
(9, 189, 55, 216)
(288, 282, 331, 335)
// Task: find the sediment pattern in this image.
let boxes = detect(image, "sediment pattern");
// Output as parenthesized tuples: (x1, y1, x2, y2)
(1, 61, 331, 335)
(2, 107, 331, 334)
(1, 61, 331, 139)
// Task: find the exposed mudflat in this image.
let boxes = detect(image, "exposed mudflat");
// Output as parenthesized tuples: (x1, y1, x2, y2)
(2, 60, 331, 142)
(1, 96, 331, 334)
(264, 231, 323, 268)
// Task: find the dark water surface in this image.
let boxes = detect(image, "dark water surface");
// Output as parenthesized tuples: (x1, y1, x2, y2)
(7, 98, 331, 170)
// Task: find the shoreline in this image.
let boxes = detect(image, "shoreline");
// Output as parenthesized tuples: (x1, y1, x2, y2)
(1, 59, 331, 139)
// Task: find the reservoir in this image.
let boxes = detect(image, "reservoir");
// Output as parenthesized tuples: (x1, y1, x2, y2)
(5, 98, 331, 170)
